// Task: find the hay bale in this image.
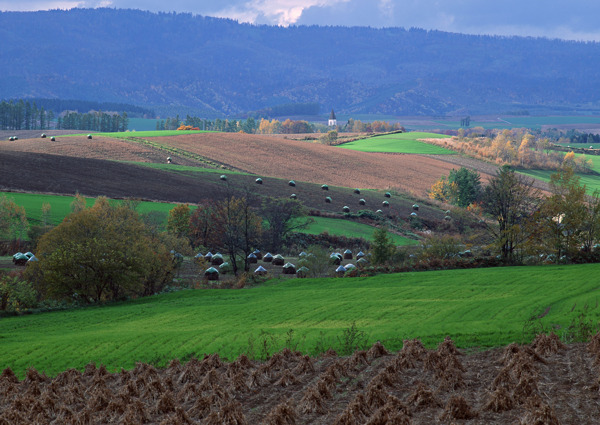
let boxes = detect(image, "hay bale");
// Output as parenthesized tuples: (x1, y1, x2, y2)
(325, 196, 332, 203)
(356, 251, 365, 259)
(344, 263, 356, 270)
(382, 201, 389, 207)
(254, 265, 268, 276)
(385, 192, 391, 198)
(335, 266, 347, 277)
(211, 253, 224, 265)
(219, 262, 232, 274)
(330, 253, 342, 265)
(296, 266, 309, 278)
(255, 178, 263, 184)
(220, 174, 227, 181)
(343, 249, 353, 259)
(41, 133, 46, 138)
(290, 194, 297, 199)
(87, 134, 93, 139)
(412, 204, 419, 211)
(282, 262, 296, 274)
(376, 209, 383, 214)
(359, 198, 366, 205)
(343, 206, 350, 213)
(204, 251, 213, 262)
(263, 252, 273, 262)
(289, 180, 296, 187)
(272, 254, 285, 266)
(12, 252, 28, 266)
(204, 267, 219, 281)
(299, 251, 307, 258)
(354, 188, 360, 194)
(444, 215, 452, 221)
(321, 184, 329, 190)
(247, 253, 258, 263)
(357, 258, 369, 267)
(410, 212, 417, 217)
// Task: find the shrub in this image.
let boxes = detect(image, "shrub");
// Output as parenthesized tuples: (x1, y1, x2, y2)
(0, 274, 37, 313)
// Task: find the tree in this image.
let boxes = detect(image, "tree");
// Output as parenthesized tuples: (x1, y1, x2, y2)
(26, 197, 173, 303)
(210, 196, 262, 275)
(70, 192, 87, 213)
(0, 196, 29, 248)
(533, 166, 588, 261)
(371, 226, 395, 265)
(260, 197, 311, 253)
(167, 204, 191, 240)
(189, 202, 217, 249)
(448, 167, 481, 207)
(482, 165, 540, 263)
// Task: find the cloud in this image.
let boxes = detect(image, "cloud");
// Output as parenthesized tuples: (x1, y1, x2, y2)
(213, 0, 350, 26)
(0, 1, 83, 10)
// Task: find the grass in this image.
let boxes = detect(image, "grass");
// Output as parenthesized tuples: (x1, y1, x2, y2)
(338, 132, 454, 154)
(1, 263, 600, 377)
(0, 191, 182, 227)
(434, 115, 600, 130)
(301, 216, 418, 246)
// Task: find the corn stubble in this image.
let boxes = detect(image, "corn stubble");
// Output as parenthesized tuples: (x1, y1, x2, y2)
(0, 333, 597, 424)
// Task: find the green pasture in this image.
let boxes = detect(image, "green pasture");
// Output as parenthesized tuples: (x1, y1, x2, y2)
(338, 132, 453, 154)
(1, 263, 600, 377)
(434, 115, 600, 130)
(0, 191, 179, 227)
(301, 216, 418, 246)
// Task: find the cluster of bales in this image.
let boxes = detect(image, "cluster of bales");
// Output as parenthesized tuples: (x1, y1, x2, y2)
(12, 251, 38, 266)
(195, 248, 371, 281)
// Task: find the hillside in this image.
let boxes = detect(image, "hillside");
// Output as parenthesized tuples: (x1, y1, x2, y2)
(2, 9, 600, 116)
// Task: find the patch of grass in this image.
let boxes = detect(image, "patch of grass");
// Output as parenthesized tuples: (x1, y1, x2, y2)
(338, 131, 454, 154)
(300, 216, 418, 246)
(518, 169, 600, 194)
(434, 116, 600, 130)
(1, 263, 600, 376)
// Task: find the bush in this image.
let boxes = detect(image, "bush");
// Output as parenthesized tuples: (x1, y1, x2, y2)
(0, 274, 37, 313)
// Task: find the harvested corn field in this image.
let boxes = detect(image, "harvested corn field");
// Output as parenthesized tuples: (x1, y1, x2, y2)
(1, 335, 598, 424)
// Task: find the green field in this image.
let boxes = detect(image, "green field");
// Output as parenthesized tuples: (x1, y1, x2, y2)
(301, 216, 418, 246)
(1, 263, 599, 377)
(519, 169, 600, 194)
(338, 132, 454, 154)
(434, 115, 600, 130)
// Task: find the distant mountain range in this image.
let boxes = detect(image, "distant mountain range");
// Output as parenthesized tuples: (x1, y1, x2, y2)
(1, 8, 600, 118)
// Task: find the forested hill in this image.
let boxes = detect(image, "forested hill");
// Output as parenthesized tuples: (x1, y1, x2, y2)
(2, 8, 600, 117)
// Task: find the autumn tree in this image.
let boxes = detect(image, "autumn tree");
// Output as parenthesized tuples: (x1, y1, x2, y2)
(189, 202, 218, 249)
(26, 197, 173, 303)
(429, 167, 481, 208)
(482, 165, 540, 263)
(70, 192, 87, 213)
(0, 195, 28, 249)
(167, 204, 192, 240)
(260, 197, 311, 253)
(210, 196, 263, 275)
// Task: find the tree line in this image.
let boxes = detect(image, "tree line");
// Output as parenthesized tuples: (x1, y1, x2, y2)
(57, 111, 129, 132)
(0, 99, 54, 130)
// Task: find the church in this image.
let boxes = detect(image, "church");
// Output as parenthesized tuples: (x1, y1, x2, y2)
(328, 109, 337, 127)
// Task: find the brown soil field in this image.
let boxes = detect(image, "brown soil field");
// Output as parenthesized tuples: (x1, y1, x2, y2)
(153, 132, 482, 196)
(1, 335, 597, 424)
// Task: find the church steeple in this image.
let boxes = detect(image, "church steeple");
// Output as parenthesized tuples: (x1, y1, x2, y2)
(328, 109, 337, 127)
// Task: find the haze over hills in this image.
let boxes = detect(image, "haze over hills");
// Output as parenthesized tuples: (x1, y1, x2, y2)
(1, 8, 600, 118)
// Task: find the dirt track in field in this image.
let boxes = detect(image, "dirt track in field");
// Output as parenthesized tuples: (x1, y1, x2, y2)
(1, 336, 598, 424)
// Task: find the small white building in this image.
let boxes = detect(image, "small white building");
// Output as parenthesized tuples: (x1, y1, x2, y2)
(328, 109, 337, 127)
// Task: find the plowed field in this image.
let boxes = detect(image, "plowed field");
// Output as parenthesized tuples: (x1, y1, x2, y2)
(1, 336, 597, 424)
(153, 133, 484, 196)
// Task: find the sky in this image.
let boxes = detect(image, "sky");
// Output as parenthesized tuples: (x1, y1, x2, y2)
(1, 0, 599, 42)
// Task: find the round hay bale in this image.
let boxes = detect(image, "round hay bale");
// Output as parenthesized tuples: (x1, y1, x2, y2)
(290, 193, 297, 199)
(219, 262, 232, 274)
(272, 254, 285, 266)
(357, 257, 369, 267)
(321, 184, 329, 190)
(211, 253, 224, 265)
(330, 253, 342, 265)
(356, 251, 365, 259)
(343, 206, 350, 213)
(87, 134, 93, 139)
(204, 267, 219, 280)
(12, 253, 28, 266)
(296, 266, 309, 278)
(220, 175, 227, 181)
(354, 188, 360, 194)
(204, 251, 213, 262)
(13, 136, 17, 140)
(41, 133, 46, 138)
(252, 249, 262, 260)
(444, 215, 452, 221)
(384, 192, 391, 198)
(50, 136, 56, 141)
(24, 252, 35, 259)
(167, 156, 172, 163)
(289, 180, 296, 187)
(344, 263, 356, 270)
(412, 204, 419, 211)
(255, 178, 263, 184)
(359, 199, 366, 205)
(247, 253, 258, 263)
(325, 196, 332, 203)
(410, 212, 418, 217)
(335, 265, 347, 277)
(343, 249, 353, 259)
(254, 265, 268, 276)
(263, 252, 273, 262)
(9, 136, 14, 141)
(382, 201, 389, 207)
(299, 251, 308, 258)
(445, 210, 451, 215)
(282, 262, 296, 274)
(376, 209, 383, 214)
